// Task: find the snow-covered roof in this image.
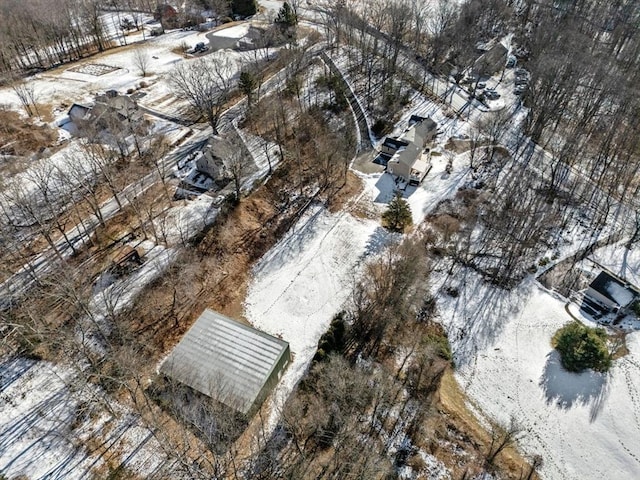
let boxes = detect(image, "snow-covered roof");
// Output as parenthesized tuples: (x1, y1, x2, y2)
(589, 271, 637, 307)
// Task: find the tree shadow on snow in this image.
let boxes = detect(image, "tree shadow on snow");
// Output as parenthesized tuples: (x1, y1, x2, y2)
(442, 265, 532, 368)
(539, 350, 609, 422)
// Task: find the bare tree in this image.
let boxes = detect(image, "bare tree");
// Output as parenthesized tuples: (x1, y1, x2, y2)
(225, 130, 251, 202)
(11, 78, 39, 117)
(133, 47, 151, 77)
(486, 416, 524, 466)
(169, 56, 235, 134)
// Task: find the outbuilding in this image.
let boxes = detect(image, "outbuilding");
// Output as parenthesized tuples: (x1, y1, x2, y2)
(160, 309, 291, 416)
(585, 270, 638, 313)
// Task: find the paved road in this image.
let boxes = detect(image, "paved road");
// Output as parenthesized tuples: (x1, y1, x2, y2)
(0, 127, 212, 309)
(319, 51, 374, 152)
(306, 5, 475, 114)
(137, 104, 195, 126)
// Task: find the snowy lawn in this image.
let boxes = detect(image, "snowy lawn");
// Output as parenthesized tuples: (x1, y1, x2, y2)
(244, 204, 388, 429)
(363, 150, 472, 225)
(588, 241, 640, 288)
(436, 270, 640, 480)
(211, 24, 250, 39)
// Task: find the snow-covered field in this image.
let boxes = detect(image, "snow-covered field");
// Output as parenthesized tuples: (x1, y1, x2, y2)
(244, 204, 386, 428)
(242, 115, 479, 435)
(436, 269, 640, 479)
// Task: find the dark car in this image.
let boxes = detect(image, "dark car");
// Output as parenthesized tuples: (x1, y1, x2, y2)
(485, 89, 500, 100)
(193, 42, 209, 53)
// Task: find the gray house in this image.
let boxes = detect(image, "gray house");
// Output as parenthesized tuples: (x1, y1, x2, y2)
(68, 90, 143, 132)
(585, 270, 638, 313)
(384, 115, 437, 185)
(160, 309, 291, 416)
(473, 41, 508, 76)
(196, 136, 234, 181)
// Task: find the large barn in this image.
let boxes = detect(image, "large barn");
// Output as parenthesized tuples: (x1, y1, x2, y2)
(160, 309, 291, 416)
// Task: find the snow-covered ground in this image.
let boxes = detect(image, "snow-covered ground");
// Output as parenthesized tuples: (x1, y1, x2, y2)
(244, 203, 386, 429)
(0, 357, 164, 479)
(211, 24, 251, 39)
(241, 117, 478, 437)
(589, 241, 640, 288)
(0, 189, 222, 476)
(436, 269, 640, 480)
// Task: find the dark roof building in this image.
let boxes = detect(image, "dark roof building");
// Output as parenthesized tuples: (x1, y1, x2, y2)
(586, 270, 638, 311)
(160, 309, 291, 415)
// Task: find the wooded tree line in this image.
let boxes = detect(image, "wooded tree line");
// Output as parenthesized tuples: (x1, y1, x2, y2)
(0, 0, 258, 75)
(0, 0, 117, 74)
(319, 0, 640, 287)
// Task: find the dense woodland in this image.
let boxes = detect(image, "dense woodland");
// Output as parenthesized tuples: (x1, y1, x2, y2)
(0, 0, 258, 74)
(316, 0, 640, 285)
(2, 0, 640, 478)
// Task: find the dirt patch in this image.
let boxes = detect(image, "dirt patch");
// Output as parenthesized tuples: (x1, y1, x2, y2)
(0, 107, 59, 158)
(439, 370, 538, 479)
(326, 171, 364, 213)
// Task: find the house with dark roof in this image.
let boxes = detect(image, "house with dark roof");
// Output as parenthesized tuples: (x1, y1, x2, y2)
(585, 270, 639, 313)
(383, 115, 437, 185)
(196, 136, 234, 182)
(473, 41, 509, 76)
(68, 103, 92, 124)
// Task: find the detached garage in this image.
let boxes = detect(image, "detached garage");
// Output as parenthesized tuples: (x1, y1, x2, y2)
(160, 309, 290, 416)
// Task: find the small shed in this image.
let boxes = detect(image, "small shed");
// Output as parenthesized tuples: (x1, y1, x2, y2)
(160, 309, 291, 416)
(585, 271, 638, 312)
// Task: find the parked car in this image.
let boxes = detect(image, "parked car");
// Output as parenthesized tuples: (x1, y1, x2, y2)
(485, 89, 500, 100)
(191, 42, 209, 53)
(514, 85, 527, 95)
(476, 81, 487, 89)
(515, 68, 529, 78)
(506, 55, 517, 68)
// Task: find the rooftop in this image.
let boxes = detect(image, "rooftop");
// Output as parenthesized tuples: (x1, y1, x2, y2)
(160, 309, 290, 414)
(589, 271, 638, 308)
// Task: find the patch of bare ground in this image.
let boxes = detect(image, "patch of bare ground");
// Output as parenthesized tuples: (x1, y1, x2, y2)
(326, 170, 364, 213)
(0, 106, 59, 159)
(438, 370, 539, 479)
(120, 172, 351, 372)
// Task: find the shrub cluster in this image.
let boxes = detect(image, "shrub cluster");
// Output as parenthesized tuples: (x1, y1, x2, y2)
(552, 321, 611, 373)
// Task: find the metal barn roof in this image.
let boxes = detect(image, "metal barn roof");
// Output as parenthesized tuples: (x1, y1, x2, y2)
(160, 309, 290, 414)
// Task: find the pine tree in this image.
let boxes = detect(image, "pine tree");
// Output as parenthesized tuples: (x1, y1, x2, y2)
(275, 2, 298, 27)
(239, 70, 257, 106)
(230, 0, 257, 17)
(552, 321, 612, 373)
(382, 193, 412, 233)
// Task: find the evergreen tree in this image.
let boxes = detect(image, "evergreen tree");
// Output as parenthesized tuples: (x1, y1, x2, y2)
(552, 321, 612, 373)
(382, 193, 412, 233)
(230, 0, 257, 17)
(239, 70, 257, 106)
(275, 2, 298, 27)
